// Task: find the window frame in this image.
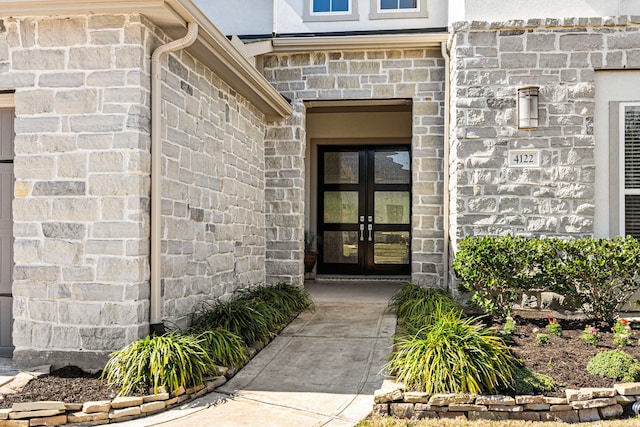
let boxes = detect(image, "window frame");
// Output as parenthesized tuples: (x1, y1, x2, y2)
(369, 0, 428, 19)
(303, 0, 359, 22)
(609, 101, 640, 236)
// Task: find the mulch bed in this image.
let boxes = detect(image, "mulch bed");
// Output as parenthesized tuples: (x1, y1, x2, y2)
(2, 317, 640, 408)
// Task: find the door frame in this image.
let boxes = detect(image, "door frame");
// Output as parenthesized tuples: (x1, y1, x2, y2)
(0, 93, 14, 357)
(315, 140, 412, 276)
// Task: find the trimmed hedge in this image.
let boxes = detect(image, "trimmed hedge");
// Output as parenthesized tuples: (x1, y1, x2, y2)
(453, 235, 640, 322)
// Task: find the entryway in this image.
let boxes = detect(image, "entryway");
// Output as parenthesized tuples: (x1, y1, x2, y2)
(317, 145, 411, 276)
(0, 97, 14, 357)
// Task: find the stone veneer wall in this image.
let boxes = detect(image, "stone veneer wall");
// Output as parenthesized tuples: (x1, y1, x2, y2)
(449, 16, 640, 244)
(158, 37, 268, 329)
(2, 13, 270, 369)
(262, 49, 446, 287)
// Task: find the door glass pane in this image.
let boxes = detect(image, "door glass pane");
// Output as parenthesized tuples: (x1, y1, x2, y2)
(333, 0, 349, 11)
(374, 232, 409, 265)
(375, 150, 410, 184)
(323, 231, 358, 263)
(375, 191, 410, 224)
(324, 191, 358, 224)
(625, 105, 640, 189)
(324, 152, 359, 184)
(313, 0, 330, 12)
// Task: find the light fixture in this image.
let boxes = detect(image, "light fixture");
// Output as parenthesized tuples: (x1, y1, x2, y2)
(517, 86, 539, 129)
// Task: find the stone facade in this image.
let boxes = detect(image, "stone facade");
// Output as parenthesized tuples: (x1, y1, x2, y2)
(262, 49, 447, 287)
(2, 13, 271, 369)
(448, 16, 640, 244)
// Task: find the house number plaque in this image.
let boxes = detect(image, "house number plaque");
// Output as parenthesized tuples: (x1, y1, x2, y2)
(509, 149, 540, 167)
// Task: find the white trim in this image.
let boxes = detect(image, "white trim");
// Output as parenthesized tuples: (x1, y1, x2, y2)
(369, 0, 428, 19)
(303, 0, 359, 22)
(0, 94, 14, 108)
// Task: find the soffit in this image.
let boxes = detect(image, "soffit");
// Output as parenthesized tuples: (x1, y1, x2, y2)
(272, 32, 449, 53)
(0, 0, 292, 121)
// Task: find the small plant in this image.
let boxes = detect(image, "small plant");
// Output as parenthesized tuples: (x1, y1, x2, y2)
(587, 350, 640, 382)
(384, 306, 514, 394)
(612, 318, 633, 347)
(389, 282, 429, 311)
(192, 298, 273, 346)
(536, 333, 550, 345)
(241, 283, 313, 320)
(502, 317, 517, 336)
(196, 329, 247, 367)
(545, 315, 562, 337)
(102, 333, 215, 396)
(396, 289, 458, 329)
(509, 366, 556, 394)
(580, 325, 600, 347)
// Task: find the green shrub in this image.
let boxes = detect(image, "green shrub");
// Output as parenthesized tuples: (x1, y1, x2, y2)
(192, 298, 273, 346)
(240, 283, 313, 319)
(587, 350, 640, 382)
(396, 289, 458, 329)
(196, 329, 247, 367)
(389, 282, 429, 311)
(453, 235, 640, 322)
(384, 307, 514, 394)
(502, 317, 517, 336)
(536, 333, 550, 345)
(509, 366, 556, 395)
(102, 333, 215, 395)
(452, 235, 548, 318)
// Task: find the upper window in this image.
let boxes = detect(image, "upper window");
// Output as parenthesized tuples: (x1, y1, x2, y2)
(370, 0, 428, 19)
(304, 0, 359, 22)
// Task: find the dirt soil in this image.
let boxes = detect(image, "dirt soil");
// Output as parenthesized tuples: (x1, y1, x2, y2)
(2, 317, 640, 408)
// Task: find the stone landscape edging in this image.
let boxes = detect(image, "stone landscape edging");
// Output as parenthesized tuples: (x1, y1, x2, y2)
(0, 371, 231, 426)
(373, 380, 640, 423)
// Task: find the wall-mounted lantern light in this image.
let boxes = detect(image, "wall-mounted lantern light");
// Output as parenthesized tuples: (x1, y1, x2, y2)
(517, 86, 539, 129)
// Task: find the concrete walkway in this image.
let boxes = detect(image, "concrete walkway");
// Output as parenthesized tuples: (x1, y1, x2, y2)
(121, 280, 401, 427)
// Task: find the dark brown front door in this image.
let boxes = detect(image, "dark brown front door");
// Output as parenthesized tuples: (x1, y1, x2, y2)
(318, 145, 411, 275)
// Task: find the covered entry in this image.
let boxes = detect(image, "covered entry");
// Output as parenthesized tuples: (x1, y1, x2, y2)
(305, 100, 413, 277)
(0, 96, 13, 357)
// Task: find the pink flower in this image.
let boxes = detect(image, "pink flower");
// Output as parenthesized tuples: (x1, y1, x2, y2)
(589, 327, 597, 334)
(621, 334, 628, 339)
(625, 325, 632, 331)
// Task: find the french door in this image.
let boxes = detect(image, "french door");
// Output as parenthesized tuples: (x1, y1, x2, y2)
(317, 145, 411, 276)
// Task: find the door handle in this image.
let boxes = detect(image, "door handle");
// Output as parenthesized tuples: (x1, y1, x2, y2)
(368, 224, 373, 241)
(359, 223, 365, 241)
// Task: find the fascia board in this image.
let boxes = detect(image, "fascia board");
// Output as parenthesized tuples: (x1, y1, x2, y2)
(272, 33, 449, 52)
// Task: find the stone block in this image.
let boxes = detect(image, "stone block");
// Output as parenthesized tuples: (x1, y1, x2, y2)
(438, 412, 466, 420)
(550, 404, 573, 412)
(566, 389, 593, 401)
(515, 395, 544, 404)
(541, 410, 580, 423)
(82, 401, 111, 413)
(428, 393, 475, 405)
(64, 403, 82, 411)
(476, 395, 515, 405)
(599, 404, 624, 420)
(403, 392, 430, 403)
(111, 396, 143, 408)
(571, 398, 617, 409)
(28, 414, 67, 426)
(578, 407, 600, 422)
(489, 405, 523, 412)
(372, 404, 389, 417)
(140, 401, 165, 413)
(615, 395, 635, 404)
(9, 410, 63, 420)
(509, 411, 541, 421)
(524, 403, 550, 411)
(142, 392, 170, 403)
(0, 420, 29, 427)
(0, 410, 9, 421)
(614, 383, 640, 395)
(544, 396, 567, 404)
(11, 402, 64, 412)
(66, 412, 109, 423)
(468, 411, 509, 420)
(449, 404, 487, 412)
(373, 387, 403, 403)
(390, 403, 414, 418)
(205, 376, 227, 392)
(109, 406, 141, 419)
